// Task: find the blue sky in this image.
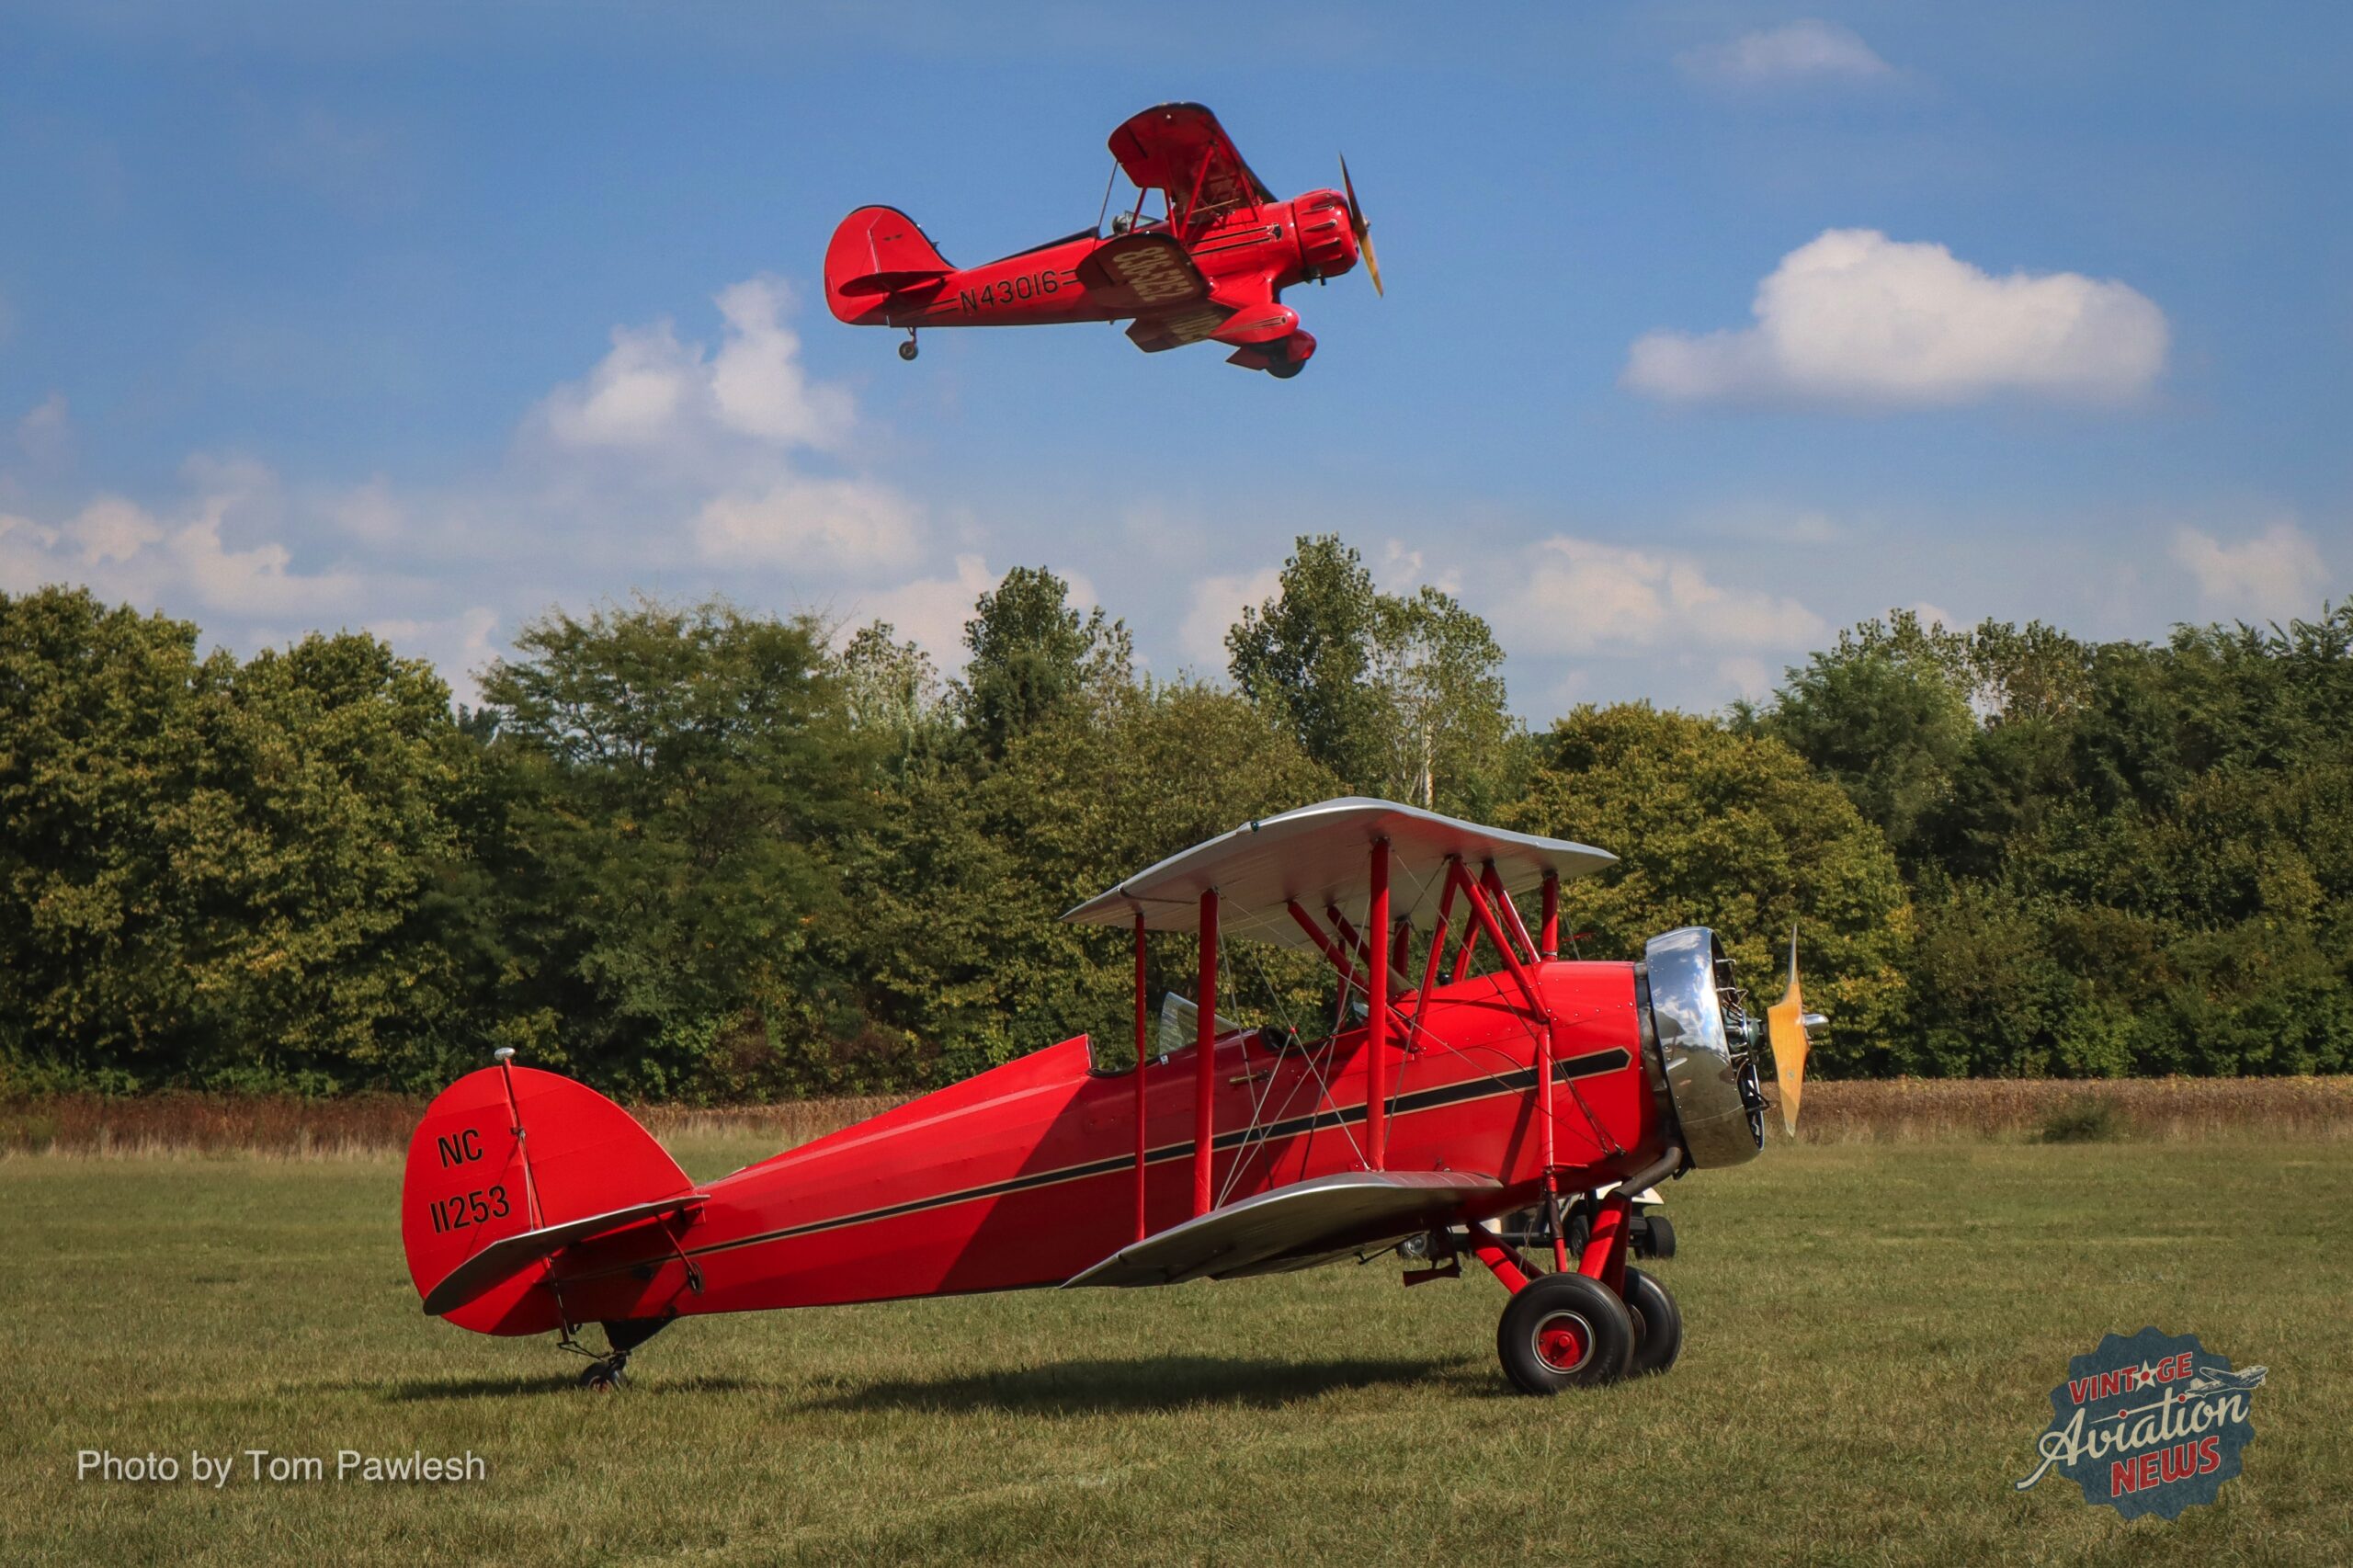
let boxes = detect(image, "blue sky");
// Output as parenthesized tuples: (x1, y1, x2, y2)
(2, 2, 2346, 712)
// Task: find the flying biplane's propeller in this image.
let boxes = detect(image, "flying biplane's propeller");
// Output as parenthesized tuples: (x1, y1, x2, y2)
(1338, 153, 1382, 297)
(1765, 926, 1827, 1137)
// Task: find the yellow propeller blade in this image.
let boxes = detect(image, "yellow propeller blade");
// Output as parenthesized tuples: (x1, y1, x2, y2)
(1765, 926, 1824, 1138)
(1339, 153, 1383, 297)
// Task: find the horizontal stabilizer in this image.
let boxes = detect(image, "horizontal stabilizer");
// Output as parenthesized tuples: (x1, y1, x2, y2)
(421, 1193, 705, 1318)
(1066, 1169, 1501, 1288)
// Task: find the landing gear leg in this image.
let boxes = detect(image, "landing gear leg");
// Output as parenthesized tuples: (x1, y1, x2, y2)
(899, 330, 919, 362)
(569, 1315, 672, 1392)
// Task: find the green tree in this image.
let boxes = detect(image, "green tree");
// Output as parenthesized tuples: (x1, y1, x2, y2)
(1229, 535, 1518, 812)
(0, 587, 485, 1091)
(477, 597, 877, 1097)
(1227, 535, 1386, 787)
(1755, 609, 1977, 872)
(1368, 585, 1518, 815)
(1504, 704, 1914, 1074)
(954, 566, 1130, 762)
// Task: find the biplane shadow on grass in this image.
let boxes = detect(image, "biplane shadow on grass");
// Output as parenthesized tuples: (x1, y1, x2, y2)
(824, 102, 1381, 377)
(401, 797, 1822, 1396)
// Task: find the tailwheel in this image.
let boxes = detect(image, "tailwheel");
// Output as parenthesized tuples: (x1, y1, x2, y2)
(577, 1356, 629, 1392)
(1620, 1266, 1684, 1377)
(1496, 1271, 1635, 1395)
(897, 335, 919, 362)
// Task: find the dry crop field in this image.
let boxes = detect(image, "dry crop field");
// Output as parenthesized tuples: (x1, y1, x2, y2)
(3, 1096, 2348, 1565)
(4, 1075, 2347, 1159)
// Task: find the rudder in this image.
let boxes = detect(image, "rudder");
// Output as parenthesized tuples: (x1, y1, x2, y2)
(824, 205, 952, 321)
(402, 1062, 695, 1335)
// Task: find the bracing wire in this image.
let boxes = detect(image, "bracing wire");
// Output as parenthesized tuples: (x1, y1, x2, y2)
(1095, 156, 1120, 237)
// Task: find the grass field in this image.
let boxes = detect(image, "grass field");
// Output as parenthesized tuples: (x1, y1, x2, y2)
(6, 1134, 2349, 1565)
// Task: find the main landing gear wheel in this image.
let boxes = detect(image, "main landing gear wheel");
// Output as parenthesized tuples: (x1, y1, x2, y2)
(1267, 358, 1303, 380)
(1620, 1266, 1684, 1378)
(1496, 1272, 1635, 1395)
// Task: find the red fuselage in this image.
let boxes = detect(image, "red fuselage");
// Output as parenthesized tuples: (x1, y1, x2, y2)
(487, 960, 1662, 1335)
(825, 192, 1360, 366)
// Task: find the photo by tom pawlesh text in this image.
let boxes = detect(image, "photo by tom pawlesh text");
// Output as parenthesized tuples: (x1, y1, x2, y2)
(76, 1449, 487, 1486)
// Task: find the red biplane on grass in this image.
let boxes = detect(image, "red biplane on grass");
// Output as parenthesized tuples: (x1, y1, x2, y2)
(824, 102, 1379, 377)
(401, 797, 1821, 1395)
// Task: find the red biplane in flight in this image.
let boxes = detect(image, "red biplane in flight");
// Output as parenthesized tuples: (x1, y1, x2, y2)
(402, 798, 1821, 1395)
(824, 103, 1379, 377)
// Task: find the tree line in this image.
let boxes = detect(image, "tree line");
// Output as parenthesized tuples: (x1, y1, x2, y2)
(2, 536, 2345, 1097)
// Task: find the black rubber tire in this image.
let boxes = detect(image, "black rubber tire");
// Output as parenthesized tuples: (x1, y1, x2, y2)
(1495, 1272, 1635, 1395)
(577, 1358, 628, 1392)
(1620, 1266, 1684, 1377)
(1267, 359, 1304, 380)
(1637, 1213, 1676, 1259)
(898, 340, 919, 361)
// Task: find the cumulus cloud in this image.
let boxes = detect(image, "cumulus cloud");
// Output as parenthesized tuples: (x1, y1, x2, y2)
(0, 460, 360, 620)
(1678, 19, 1895, 85)
(694, 475, 920, 572)
(2171, 521, 2331, 622)
(847, 554, 1001, 664)
(1492, 536, 1825, 656)
(358, 606, 502, 703)
(1624, 229, 2168, 408)
(16, 393, 73, 465)
(539, 274, 852, 457)
(1178, 566, 1282, 665)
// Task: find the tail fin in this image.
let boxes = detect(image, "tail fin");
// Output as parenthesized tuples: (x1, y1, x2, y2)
(824, 205, 952, 321)
(401, 1062, 699, 1334)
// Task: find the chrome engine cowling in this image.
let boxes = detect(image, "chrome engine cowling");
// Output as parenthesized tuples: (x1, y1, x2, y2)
(1640, 926, 1769, 1169)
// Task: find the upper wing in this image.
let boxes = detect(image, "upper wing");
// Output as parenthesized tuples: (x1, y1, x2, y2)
(1108, 103, 1275, 235)
(1063, 1170, 1503, 1287)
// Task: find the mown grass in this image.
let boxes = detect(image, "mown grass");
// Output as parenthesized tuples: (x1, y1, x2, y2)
(4, 1135, 2348, 1565)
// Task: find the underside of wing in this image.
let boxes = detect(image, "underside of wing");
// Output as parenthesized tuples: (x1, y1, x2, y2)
(1126, 302, 1235, 353)
(1064, 1170, 1503, 1288)
(1108, 102, 1274, 233)
(1075, 233, 1212, 318)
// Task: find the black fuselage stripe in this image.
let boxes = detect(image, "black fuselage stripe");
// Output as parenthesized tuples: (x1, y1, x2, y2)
(674, 1048, 1631, 1261)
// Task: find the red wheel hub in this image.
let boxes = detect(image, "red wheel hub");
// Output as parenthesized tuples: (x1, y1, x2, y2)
(1535, 1312, 1591, 1373)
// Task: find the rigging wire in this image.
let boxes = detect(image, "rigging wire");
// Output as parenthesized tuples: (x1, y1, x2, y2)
(1095, 156, 1120, 237)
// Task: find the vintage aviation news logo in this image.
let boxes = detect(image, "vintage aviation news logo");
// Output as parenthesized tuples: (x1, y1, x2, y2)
(2015, 1327, 2265, 1520)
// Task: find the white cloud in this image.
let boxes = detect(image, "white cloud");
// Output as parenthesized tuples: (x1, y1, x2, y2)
(1, 478, 361, 622)
(539, 274, 851, 457)
(362, 606, 501, 703)
(694, 475, 920, 572)
(1911, 600, 1961, 632)
(326, 476, 405, 545)
(849, 554, 1001, 665)
(16, 393, 72, 464)
(1718, 655, 1775, 699)
(1678, 19, 1896, 85)
(708, 278, 852, 448)
(540, 319, 697, 449)
(1493, 536, 1825, 656)
(2170, 521, 2330, 622)
(1178, 566, 1281, 666)
(1624, 229, 2168, 408)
